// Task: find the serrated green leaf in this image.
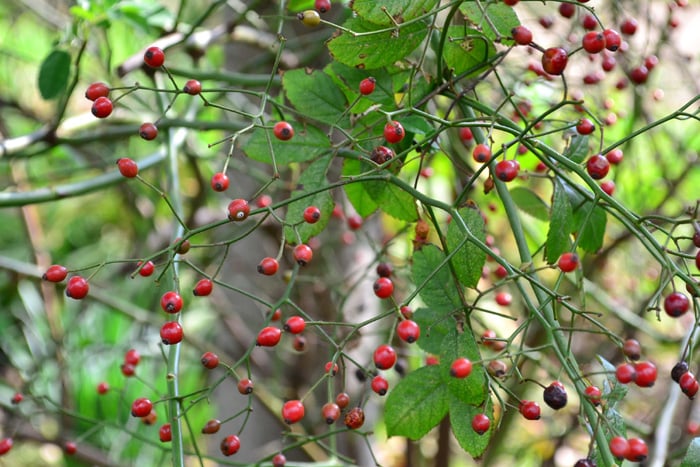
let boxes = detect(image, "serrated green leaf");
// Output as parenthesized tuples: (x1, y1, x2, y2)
(572, 201, 607, 253)
(284, 156, 334, 244)
(442, 27, 495, 78)
(352, 0, 439, 26)
(446, 206, 487, 289)
(327, 17, 428, 70)
(460, 2, 520, 41)
(364, 178, 418, 221)
(342, 158, 379, 217)
(681, 438, 700, 467)
(413, 307, 454, 355)
(412, 244, 463, 313)
(450, 395, 493, 457)
(546, 181, 573, 263)
(510, 186, 550, 221)
(243, 124, 329, 165)
(441, 329, 487, 405)
(385, 365, 449, 439)
(283, 69, 348, 125)
(564, 134, 590, 164)
(38, 50, 71, 100)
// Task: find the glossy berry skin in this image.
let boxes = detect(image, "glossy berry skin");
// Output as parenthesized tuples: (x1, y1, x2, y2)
(615, 362, 636, 384)
(91, 96, 113, 118)
(609, 436, 630, 460)
(359, 77, 376, 95)
(124, 348, 140, 366)
(121, 362, 136, 376)
(143, 46, 165, 68)
(586, 154, 610, 180)
(257, 257, 279, 276)
(322, 402, 340, 424)
(159, 424, 172, 442)
(371, 375, 389, 396)
(211, 173, 229, 192)
(117, 158, 139, 178)
(397, 320, 420, 343)
(629, 66, 649, 85)
(303, 206, 321, 224)
(220, 435, 241, 456)
(314, 0, 331, 13)
(606, 148, 624, 164)
(347, 214, 363, 230)
(139, 122, 158, 140)
(519, 400, 541, 420)
(201, 419, 221, 434)
(603, 29, 622, 51)
(621, 18, 638, 35)
(383, 121, 405, 144)
(582, 32, 606, 54)
(626, 437, 648, 462)
(131, 397, 153, 417)
(373, 277, 394, 299)
(284, 316, 306, 334)
(282, 400, 305, 424)
(680, 372, 699, 398)
(576, 118, 595, 135)
(664, 292, 690, 317)
(344, 407, 365, 429)
(543, 381, 568, 410)
(471, 414, 490, 435)
(272, 453, 287, 467)
(450, 358, 473, 378)
(374, 344, 397, 370)
(541, 47, 568, 75)
(325, 361, 339, 375)
(622, 338, 641, 360)
(557, 252, 579, 272)
(511, 25, 532, 45)
(97, 382, 109, 394)
(335, 392, 350, 409)
(558, 2, 575, 18)
(672, 361, 689, 382)
(160, 322, 183, 345)
(256, 326, 282, 347)
(459, 127, 474, 142)
(183, 79, 202, 95)
(201, 351, 219, 369)
(0, 438, 13, 455)
(43, 265, 68, 282)
(227, 199, 250, 221)
(273, 121, 294, 141)
(66, 276, 89, 299)
(495, 292, 512, 306)
(85, 82, 109, 101)
(298, 10, 321, 27)
(193, 279, 213, 297)
(600, 180, 615, 196)
(584, 385, 602, 405)
(137, 260, 155, 277)
(293, 244, 313, 266)
(472, 143, 492, 163)
(161, 291, 183, 314)
(494, 159, 519, 181)
(237, 378, 254, 394)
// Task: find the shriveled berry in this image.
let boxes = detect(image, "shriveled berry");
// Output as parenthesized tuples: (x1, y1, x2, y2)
(183, 79, 202, 95)
(227, 199, 250, 221)
(471, 413, 490, 435)
(303, 206, 321, 224)
(322, 402, 340, 424)
(161, 291, 183, 313)
(117, 158, 139, 178)
(220, 435, 240, 456)
(519, 400, 541, 420)
(66, 276, 89, 299)
(211, 172, 229, 192)
(373, 277, 394, 299)
(293, 244, 313, 266)
(488, 359, 507, 377)
(257, 257, 279, 276)
(284, 316, 306, 334)
(292, 335, 306, 351)
(371, 145, 395, 164)
(374, 344, 397, 370)
(344, 407, 365, 429)
(143, 46, 165, 68)
(201, 419, 221, 434)
(371, 375, 389, 395)
(85, 82, 109, 101)
(376, 262, 393, 277)
(131, 397, 153, 417)
(397, 319, 420, 343)
(237, 378, 254, 394)
(622, 339, 641, 360)
(282, 400, 305, 424)
(450, 358, 473, 378)
(91, 96, 113, 118)
(359, 77, 376, 95)
(160, 321, 183, 345)
(201, 351, 219, 369)
(671, 361, 689, 382)
(256, 326, 282, 347)
(193, 279, 213, 296)
(273, 121, 294, 140)
(664, 292, 690, 317)
(43, 265, 67, 282)
(543, 381, 568, 410)
(139, 122, 158, 140)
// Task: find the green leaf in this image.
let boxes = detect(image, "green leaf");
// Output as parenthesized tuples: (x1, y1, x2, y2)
(325, 62, 395, 112)
(352, 0, 440, 26)
(564, 134, 590, 164)
(342, 159, 379, 217)
(243, 124, 329, 165)
(446, 206, 487, 288)
(572, 202, 607, 254)
(284, 156, 335, 244)
(510, 187, 550, 221)
(460, 2, 520, 41)
(385, 365, 449, 439)
(450, 396, 493, 457)
(412, 244, 463, 313)
(681, 438, 700, 467)
(364, 178, 418, 221)
(441, 329, 487, 405)
(545, 181, 573, 263)
(38, 50, 71, 100)
(442, 27, 495, 77)
(283, 69, 348, 125)
(327, 16, 428, 69)
(597, 355, 628, 409)
(413, 307, 454, 355)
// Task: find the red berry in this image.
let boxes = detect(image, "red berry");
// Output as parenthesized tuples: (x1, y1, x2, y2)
(85, 82, 110, 101)
(272, 453, 287, 467)
(43, 265, 68, 282)
(121, 362, 136, 377)
(131, 397, 153, 417)
(558, 252, 579, 272)
(459, 127, 474, 143)
(581, 13, 597, 30)
(97, 382, 109, 394)
(539, 16, 553, 29)
(621, 18, 638, 35)
(314, 0, 331, 13)
(609, 436, 630, 459)
(626, 437, 648, 462)
(347, 214, 363, 230)
(541, 47, 568, 75)
(322, 402, 340, 424)
(584, 385, 602, 405)
(629, 66, 649, 85)
(603, 29, 622, 51)
(124, 348, 140, 366)
(201, 419, 221, 434)
(273, 121, 294, 141)
(519, 400, 541, 420)
(293, 244, 313, 266)
(495, 291, 512, 306)
(257, 257, 279, 276)
(359, 77, 376, 95)
(256, 326, 282, 346)
(91, 96, 113, 118)
(160, 321, 183, 345)
(471, 413, 490, 435)
(680, 372, 699, 398)
(227, 198, 250, 221)
(10, 393, 23, 405)
(0, 438, 13, 456)
(472, 143, 492, 163)
(159, 423, 172, 442)
(201, 351, 219, 369)
(558, 2, 575, 18)
(664, 292, 689, 317)
(543, 381, 568, 409)
(511, 25, 533, 45)
(270, 309, 282, 321)
(602, 53, 617, 72)
(284, 316, 306, 334)
(137, 260, 155, 277)
(325, 361, 339, 375)
(622, 339, 641, 360)
(344, 407, 365, 429)
(220, 435, 241, 456)
(576, 118, 595, 135)
(371, 375, 389, 395)
(143, 46, 165, 68)
(373, 277, 394, 299)
(193, 278, 213, 296)
(139, 122, 158, 140)
(66, 275, 89, 299)
(336, 392, 350, 409)
(237, 378, 254, 394)
(582, 32, 606, 54)
(160, 291, 183, 313)
(586, 154, 610, 179)
(183, 79, 202, 95)
(282, 400, 305, 424)
(211, 172, 229, 192)
(634, 361, 657, 387)
(615, 362, 636, 384)
(450, 357, 473, 378)
(64, 441, 77, 455)
(397, 319, 420, 343)
(117, 158, 139, 178)
(606, 148, 624, 164)
(371, 146, 395, 164)
(383, 121, 405, 144)
(373, 344, 397, 370)
(494, 159, 519, 181)
(302, 206, 321, 224)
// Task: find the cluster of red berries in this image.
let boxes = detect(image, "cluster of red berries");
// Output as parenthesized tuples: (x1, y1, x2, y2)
(609, 436, 648, 462)
(43, 264, 91, 300)
(671, 361, 699, 399)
